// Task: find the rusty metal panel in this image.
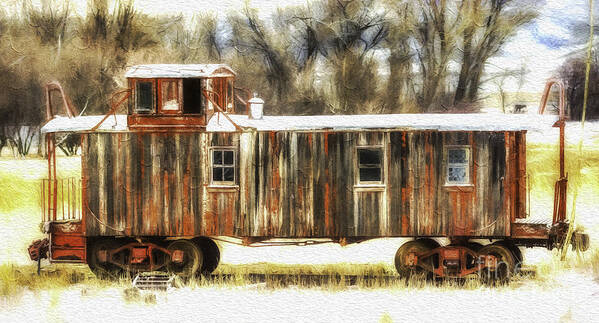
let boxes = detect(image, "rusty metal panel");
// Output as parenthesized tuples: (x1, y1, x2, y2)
(511, 222, 548, 239)
(515, 131, 527, 219)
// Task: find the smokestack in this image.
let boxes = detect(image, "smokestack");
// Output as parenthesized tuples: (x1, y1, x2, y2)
(248, 93, 264, 120)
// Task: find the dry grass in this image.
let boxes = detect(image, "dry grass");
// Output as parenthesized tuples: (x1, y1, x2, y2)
(0, 156, 81, 213)
(3, 251, 597, 300)
(0, 263, 111, 298)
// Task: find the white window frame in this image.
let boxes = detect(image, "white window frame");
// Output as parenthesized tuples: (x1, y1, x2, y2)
(210, 147, 236, 185)
(445, 145, 471, 185)
(356, 146, 384, 185)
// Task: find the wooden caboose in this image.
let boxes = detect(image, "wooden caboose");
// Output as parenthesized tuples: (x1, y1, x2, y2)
(31, 64, 588, 280)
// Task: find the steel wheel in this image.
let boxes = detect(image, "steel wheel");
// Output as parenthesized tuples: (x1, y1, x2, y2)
(195, 237, 221, 275)
(479, 243, 515, 283)
(394, 239, 437, 277)
(87, 239, 123, 280)
(167, 240, 203, 278)
(494, 240, 522, 273)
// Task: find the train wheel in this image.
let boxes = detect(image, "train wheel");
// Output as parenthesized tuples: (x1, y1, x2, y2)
(87, 239, 123, 280)
(167, 240, 203, 278)
(394, 239, 438, 278)
(479, 243, 515, 283)
(194, 237, 221, 275)
(494, 240, 522, 273)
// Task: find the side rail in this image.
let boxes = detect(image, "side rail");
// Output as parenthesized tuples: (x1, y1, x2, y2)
(537, 78, 567, 225)
(41, 177, 82, 223)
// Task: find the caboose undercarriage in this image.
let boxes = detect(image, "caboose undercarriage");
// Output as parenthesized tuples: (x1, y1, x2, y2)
(31, 216, 588, 281)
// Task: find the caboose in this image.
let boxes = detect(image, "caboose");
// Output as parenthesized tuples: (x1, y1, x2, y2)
(29, 64, 589, 281)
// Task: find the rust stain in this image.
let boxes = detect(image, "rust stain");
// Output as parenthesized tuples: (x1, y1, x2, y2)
(138, 134, 145, 236)
(128, 115, 206, 129)
(424, 132, 433, 236)
(163, 170, 169, 236)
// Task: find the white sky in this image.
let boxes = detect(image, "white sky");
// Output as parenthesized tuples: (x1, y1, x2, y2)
(1, 0, 593, 94)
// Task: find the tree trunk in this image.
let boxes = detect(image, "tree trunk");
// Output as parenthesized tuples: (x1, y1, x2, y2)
(466, 65, 483, 101)
(454, 26, 474, 104)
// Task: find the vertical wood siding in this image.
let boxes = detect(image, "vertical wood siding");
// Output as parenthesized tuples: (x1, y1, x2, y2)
(83, 130, 522, 238)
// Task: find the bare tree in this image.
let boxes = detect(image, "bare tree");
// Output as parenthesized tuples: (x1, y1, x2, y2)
(228, 7, 293, 102)
(453, 0, 537, 104)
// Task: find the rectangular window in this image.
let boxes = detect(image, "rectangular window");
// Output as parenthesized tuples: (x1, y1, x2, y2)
(135, 81, 154, 113)
(357, 148, 383, 183)
(159, 79, 181, 113)
(183, 78, 203, 114)
(446, 147, 470, 184)
(212, 148, 235, 184)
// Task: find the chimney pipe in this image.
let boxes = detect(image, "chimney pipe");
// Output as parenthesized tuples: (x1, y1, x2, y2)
(248, 93, 264, 120)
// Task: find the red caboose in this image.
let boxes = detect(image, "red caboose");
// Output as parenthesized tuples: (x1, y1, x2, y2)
(29, 65, 589, 280)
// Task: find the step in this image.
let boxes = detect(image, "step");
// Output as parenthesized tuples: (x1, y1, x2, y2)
(132, 272, 176, 290)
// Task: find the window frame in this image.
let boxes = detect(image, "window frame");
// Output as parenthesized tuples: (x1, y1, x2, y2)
(157, 78, 183, 114)
(444, 145, 472, 186)
(132, 79, 156, 114)
(210, 147, 237, 186)
(355, 145, 385, 186)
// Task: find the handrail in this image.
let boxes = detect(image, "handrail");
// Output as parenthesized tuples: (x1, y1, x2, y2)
(234, 87, 252, 115)
(538, 78, 568, 225)
(91, 89, 131, 131)
(202, 89, 244, 131)
(203, 89, 221, 103)
(538, 78, 567, 120)
(41, 178, 82, 222)
(45, 81, 77, 121)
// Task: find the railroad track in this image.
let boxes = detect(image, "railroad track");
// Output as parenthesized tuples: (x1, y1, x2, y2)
(200, 267, 537, 287)
(206, 273, 402, 286)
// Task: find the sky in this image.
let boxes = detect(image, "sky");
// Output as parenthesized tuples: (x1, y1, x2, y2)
(1, 0, 594, 94)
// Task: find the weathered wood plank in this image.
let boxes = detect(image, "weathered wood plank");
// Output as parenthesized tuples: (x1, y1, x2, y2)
(83, 128, 518, 239)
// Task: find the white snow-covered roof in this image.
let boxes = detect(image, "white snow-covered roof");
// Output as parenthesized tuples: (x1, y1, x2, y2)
(207, 113, 559, 132)
(125, 64, 235, 78)
(41, 115, 128, 133)
(41, 112, 559, 133)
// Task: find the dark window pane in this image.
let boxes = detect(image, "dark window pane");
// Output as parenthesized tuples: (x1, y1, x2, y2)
(136, 82, 153, 112)
(213, 167, 223, 181)
(183, 78, 204, 114)
(223, 167, 234, 181)
(448, 167, 467, 183)
(223, 151, 234, 165)
(213, 150, 222, 165)
(448, 149, 467, 164)
(358, 149, 381, 165)
(359, 168, 381, 182)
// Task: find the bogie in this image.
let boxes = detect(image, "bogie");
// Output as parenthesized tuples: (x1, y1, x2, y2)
(395, 239, 520, 282)
(86, 237, 220, 279)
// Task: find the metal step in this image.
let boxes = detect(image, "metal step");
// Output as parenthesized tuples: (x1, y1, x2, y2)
(132, 272, 176, 290)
